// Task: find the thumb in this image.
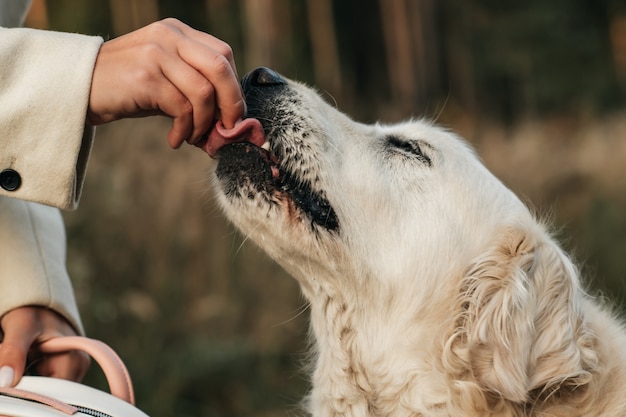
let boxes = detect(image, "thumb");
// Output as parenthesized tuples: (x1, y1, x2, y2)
(0, 337, 30, 387)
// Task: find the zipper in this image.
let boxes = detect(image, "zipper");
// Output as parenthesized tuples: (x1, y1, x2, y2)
(71, 404, 114, 417)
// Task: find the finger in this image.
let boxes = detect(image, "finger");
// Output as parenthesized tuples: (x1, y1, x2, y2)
(0, 319, 38, 386)
(142, 71, 194, 148)
(35, 351, 90, 382)
(176, 38, 245, 129)
(0, 334, 31, 374)
(168, 108, 194, 149)
(160, 55, 217, 144)
(160, 18, 239, 75)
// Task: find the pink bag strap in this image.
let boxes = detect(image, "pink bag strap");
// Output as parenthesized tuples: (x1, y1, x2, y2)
(0, 386, 78, 415)
(0, 387, 80, 417)
(38, 336, 135, 405)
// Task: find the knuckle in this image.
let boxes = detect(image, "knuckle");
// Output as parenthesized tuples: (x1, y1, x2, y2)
(210, 54, 232, 76)
(160, 17, 182, 26)
(196, 80, 215, 101)
(233, 97, 246, 115)
(178, 99, 194, 118)
(139, 42, 165, 60)
(146, 19, 177, 37)
(131, 44, 164, 83)
(132, 65, 158, 85)
(128, 44, 164, 78)
(214, 41, 234, 62)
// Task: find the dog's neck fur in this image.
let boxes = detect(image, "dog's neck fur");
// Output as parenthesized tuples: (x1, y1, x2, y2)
(301, 271, 455, 417)
(296, 262, 626, 417)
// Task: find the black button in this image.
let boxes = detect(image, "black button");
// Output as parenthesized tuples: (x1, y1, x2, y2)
(0, 169, 22, 191)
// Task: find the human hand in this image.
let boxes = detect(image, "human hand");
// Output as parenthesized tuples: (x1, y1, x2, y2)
(0, 307, 90, 387)
(87, 18, 246, 149)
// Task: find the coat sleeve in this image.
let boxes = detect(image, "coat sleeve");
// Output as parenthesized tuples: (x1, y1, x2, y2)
(0, 27, 103, 210)
(0, 196, 84, 335)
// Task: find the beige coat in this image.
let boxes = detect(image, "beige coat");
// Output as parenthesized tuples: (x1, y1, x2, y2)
(0, 0, 103, 333)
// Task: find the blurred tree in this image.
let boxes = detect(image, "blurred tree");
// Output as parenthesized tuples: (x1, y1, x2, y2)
(109, 0, 158, 35)
(159, 0, 208, 31)
(444, 0, 623, 121)
(43, 0, 112, 35)
(306, 0, 342, 97)
(610, 12, 626, 85)
(205, 0, 245, 68)
(380, 0, 417, 114)
(23, 0, 48, 29)
(331, 0, 388, 121)
(379, 0, 442, 115)
(242, 0, 277, 68)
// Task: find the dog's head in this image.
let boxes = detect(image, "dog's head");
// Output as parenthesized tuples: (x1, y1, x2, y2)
(212, 68, 527, 288)
(209, 68, 599, 410)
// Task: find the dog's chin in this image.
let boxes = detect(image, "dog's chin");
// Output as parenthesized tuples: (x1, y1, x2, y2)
(214, 142, 340, 233)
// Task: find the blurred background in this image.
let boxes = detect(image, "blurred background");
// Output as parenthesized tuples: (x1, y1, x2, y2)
(23, 0, 626, 416)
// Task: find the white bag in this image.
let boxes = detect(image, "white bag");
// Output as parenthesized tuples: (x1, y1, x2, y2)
(0, 337, 148, 417)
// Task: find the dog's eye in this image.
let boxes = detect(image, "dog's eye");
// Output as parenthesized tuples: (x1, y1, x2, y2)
(385, 136, 432, 167)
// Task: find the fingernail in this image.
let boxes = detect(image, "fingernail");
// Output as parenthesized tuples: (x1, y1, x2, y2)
(0, 366, 14, 387)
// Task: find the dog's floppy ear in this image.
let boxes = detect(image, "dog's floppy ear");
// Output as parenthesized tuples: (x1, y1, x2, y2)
(444, 226, 598, 404)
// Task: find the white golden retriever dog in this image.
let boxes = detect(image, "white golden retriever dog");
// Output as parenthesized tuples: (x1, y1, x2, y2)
(206, 67, 626, 416)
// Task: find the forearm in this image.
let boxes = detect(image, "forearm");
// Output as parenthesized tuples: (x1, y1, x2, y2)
(0, 196, 83, 335)
(0, 27, 102, 209)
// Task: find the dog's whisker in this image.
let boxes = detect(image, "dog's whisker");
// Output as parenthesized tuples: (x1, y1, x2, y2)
(431, 89, 451, 124)
(325, 137, 344, 159)
(321, 89, 339, 109)
(233, 223, 261, 257)
(271, 302, 311, 328)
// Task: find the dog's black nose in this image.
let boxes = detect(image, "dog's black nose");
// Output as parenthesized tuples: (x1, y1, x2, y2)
(242, 67, 286, 89)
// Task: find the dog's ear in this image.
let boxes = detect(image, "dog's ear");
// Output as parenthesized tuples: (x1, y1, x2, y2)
(444, 226, 598, 404)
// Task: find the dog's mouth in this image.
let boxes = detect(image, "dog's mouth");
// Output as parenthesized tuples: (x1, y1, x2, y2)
(202, 68, 339, 232)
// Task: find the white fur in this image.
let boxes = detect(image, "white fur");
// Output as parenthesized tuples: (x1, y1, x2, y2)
(213, 76, 626, 416)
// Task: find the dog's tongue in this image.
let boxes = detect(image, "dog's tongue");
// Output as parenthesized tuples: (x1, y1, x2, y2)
(200, 118, 266, 158)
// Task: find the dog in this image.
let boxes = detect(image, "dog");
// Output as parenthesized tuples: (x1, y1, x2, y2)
(206, 67, 626, 416)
